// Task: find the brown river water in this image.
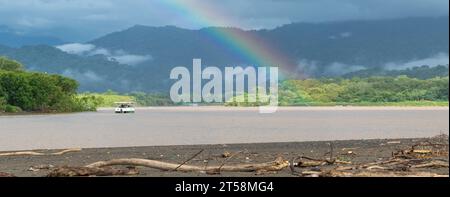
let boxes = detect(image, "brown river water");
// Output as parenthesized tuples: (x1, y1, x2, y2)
(0, 107, 448, 151)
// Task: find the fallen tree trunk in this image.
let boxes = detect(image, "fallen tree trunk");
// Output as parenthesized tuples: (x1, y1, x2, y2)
(85, 157, 289, 173)
(0, 151, 45, 156)
(294, 156, 352, 168)
(410, 160, 449, 169)
(0, 148, 82, 157)
(47, 166, 139, 177)
(325, 170, 449, 177)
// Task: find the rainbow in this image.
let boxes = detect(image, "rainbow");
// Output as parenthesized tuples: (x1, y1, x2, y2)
(157, 0, 296, 75)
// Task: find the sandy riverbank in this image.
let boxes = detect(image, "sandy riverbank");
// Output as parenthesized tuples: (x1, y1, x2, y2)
(0, 136, 448, 177)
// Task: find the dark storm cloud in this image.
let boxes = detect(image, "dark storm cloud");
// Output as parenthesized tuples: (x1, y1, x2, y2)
(0, 0, 448, 41)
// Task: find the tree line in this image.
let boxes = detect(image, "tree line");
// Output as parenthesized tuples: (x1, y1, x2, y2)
(343, 65, 449, 80)
(227, 76, 449, 106)
(1, 56, 448, 112)
(94, 75, 449, 107)
(0, 57, 97, 113)
(278, 76, 448, 105)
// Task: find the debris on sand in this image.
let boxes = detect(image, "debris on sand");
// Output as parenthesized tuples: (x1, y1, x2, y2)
(293, 136, 449, 177)
(47, 166, 139, 177)
(28, 164, 55, 172)
(47, 157, 290, 177)
(393, 141, 449, 159)
(0, 172, 15, 177)
(0, 136, 447, 177)
(222, 151, 232, 158)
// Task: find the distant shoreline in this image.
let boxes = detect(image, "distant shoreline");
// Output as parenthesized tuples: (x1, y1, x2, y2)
(2, 105, 448, 116)
(97, 105, 450, 111)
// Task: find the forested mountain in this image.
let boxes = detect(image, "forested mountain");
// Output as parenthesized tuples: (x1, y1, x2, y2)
(0, 17, 448, 92)
(91, 17, 448, 76)
(0, 45, 134, 92)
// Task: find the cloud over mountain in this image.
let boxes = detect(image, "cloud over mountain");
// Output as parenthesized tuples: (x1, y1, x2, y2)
(56, 43, 152, 65)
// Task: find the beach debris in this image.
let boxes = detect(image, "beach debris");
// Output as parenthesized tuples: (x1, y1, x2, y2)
(293, 156, 352, 168)
(173, 149, 204, 171)
(301, 171, 322, 177)
(255, 169, 278, 176)
(387, 141, 402, 144)
(7, 135, 450, 177)
(393, 141, 448, 159)
(0, 148, 82, 157)
(221, 151, 232, 158)
(323, 170, 448, 177)
(334, 166, 354, 171)
(87, 157, 288, 173)
(295, 157, 328, 167)
(410, 160, 449, 169)
(290, 136, 449, 177)
(342, 147, 359, 151)
(47, 166, 139, 177)
(46, 156, 289, 177)
(343, 151, 356, 156)
(293, 143, 352, 169)
(366, 165, 386, 170)
(0, 172, 15, 177)
(213, 151, 244, 174)
(28, 164, 55, 172)
(0, 151, 45, 156)
(294, 157, 449, 177)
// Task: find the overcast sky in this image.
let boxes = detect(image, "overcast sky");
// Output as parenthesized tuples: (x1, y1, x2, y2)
(0, 0, 448, 41)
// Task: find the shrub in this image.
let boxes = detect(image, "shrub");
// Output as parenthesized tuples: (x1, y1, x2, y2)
(4, 105, 22, 113)
(0, 56, 24, 71)
(0, 57, 99, 113)
(0, 96, 6, 112)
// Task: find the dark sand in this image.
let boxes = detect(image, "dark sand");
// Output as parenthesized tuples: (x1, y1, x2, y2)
(1, 137, 448, 177)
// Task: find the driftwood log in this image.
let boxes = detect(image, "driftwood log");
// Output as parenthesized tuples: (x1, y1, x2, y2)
(46, 157, 289, 177)
(47, 166, 139, 177)
(85, 157, 290, 173)
(300, 170, 449, 177)
(294, 156, 351, 168)
(0, 149, 82, 157)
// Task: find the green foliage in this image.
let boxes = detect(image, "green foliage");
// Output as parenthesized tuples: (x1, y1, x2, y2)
(129, 92, 174, 106)
(4, 105, 22, 113)
(279, 76, 449, 106)
(224, 91, 271, 107)
(344, 65, 449, 80)
(104, 89, 119, 95)
(78, 93, 134, 107)
(0, 56, 24, 71)
(0, 96, 6, 111)
(0, 57, 98, 113)
(79, 92, 174, 107)
(0, 71, 76, 112)
(73, 95, 103, 111)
